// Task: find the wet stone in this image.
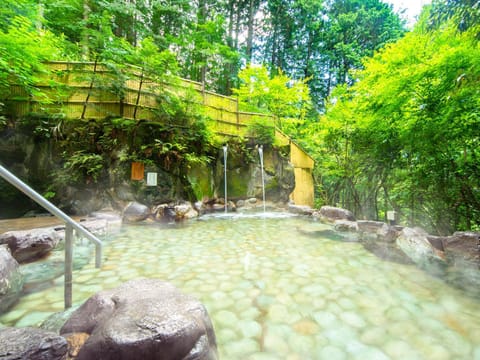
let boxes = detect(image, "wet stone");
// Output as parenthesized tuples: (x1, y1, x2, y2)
(318, 345, 347, 360)
(313, 311, 338, 328)
(337, 298, 356, 311)
(216, 328, 237, 344)
(440, 329, 472, 357)
(247, 353, 280, 360)
(224, 338, 259, 358)
(355, 346, 389, 360)
(255, 294, 275, 309)
(2, 215, 480, 358)
(322, 325, 359, 347)
(360, 327, 387, 346)
(238, 319, 262, 338)
(214, 310, 239, 328)
(339, 311, 367, 328)
(419, 343, 450, 360)
(386, 306, 411, 321)
(263, 327, 290, 354)
(384, 339, 422, 359)
(292, 319, 319, 335)
(235, 298, 253, 312)
(287, 333, 315, 355)
(241, 307, 261, 320)
(302, 284, 328, 296)
(267, 304, 289, 323)
(474, 346, 480, 359)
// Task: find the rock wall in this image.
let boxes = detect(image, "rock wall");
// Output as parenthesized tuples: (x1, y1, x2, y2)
(0, 124, 294, 218)
(205, 144, 294, 203)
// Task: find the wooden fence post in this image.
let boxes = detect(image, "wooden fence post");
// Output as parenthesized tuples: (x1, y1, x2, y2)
(133, 69, 144, 120)
(81, 60, 98, 119)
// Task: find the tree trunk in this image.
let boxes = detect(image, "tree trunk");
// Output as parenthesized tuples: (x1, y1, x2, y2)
(37, 0, 44, 30)
(246, 0, 255, 62)
(196, 0, 207, 84)
(82, 0, 90, 60)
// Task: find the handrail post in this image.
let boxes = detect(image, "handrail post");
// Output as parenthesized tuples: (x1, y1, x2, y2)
(64, 223, 73, 309)
(0, 165, 103, 308)
(95, 243, 102, 269)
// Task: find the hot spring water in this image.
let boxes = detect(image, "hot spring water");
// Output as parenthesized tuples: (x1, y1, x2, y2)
(1, 214, 480, 359)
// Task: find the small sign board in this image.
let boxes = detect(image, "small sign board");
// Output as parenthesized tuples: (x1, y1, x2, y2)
(131, 162, 144, 180)
(146, 172, 158, 186)
(387, 211, 397, 222)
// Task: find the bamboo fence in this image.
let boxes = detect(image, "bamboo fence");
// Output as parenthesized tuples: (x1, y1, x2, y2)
(7, 61, 314, 206)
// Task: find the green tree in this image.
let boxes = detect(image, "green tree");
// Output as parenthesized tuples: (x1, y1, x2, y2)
(0, 16, 65, 102)
(430, 0, 480, 33)
(232, 64, 312, 135)
(317, 8, 480, 233)
(258, 0, 405, 111)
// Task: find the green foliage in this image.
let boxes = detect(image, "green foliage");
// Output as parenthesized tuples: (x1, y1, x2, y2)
(2, 0, 458, 219)
(260, 0, 406, 110)
(247, 118, 275, 145)
(233, 64, 312, 134)
(0, 0, 37, 31)
(0, 16, 65, 99)
(63, 150, 104, 183)
(129, 38, 179, 81)
(316, 10, 480, 233)
(430, 0, 480, 34)
(0, 101, 6, 128)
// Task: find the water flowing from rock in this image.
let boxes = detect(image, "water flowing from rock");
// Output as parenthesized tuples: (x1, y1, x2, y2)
(258, 145, 266, 213)
(223, 145, 228, 213)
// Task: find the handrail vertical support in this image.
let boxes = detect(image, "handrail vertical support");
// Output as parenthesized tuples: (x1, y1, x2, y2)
(64, 223, 74, 309)
(0, 164, 103, 308)
(95, 243, 102, 269)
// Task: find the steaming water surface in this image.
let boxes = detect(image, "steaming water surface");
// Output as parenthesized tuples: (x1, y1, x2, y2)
(2, 213, 480, 359)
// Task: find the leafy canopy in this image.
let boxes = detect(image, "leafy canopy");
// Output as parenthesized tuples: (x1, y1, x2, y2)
(232, 64, 312, 122)
(315, 9, 480, 232)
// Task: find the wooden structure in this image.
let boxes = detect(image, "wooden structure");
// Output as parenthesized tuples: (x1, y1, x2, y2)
(275, 130, 315, 207)
(8, 61, 315, 206)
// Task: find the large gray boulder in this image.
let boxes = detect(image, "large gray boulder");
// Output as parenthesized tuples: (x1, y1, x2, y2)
(443, 232, 480, 294)
(152, 204, 177, 222)
(396, 227, 446, 270)
(333, 219, 359, 232)
(0, 228, 60, 263)
(315, 206, 356, 222)
(376, 223, 400, 243)
(0, 327, 68, 360)
(60, 279, 218, 360)
(174, 203, 199, 221)
(122, 201, 150, 223)
(0, 245, 24, 313)
(357, 220, 385, 233)
(362, 240, 413, 265)
(288, 204, 314, 215)
(444, 231, 480, 265)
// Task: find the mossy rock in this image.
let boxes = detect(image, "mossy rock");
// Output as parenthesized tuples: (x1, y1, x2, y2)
(187, 165, 215, 200)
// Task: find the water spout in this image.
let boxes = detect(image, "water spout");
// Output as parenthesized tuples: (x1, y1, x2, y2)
(258, 145, 266, 213)
(223, 145, 228, 213)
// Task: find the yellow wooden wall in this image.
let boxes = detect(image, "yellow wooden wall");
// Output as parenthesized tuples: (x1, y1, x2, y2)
(8, 61, 315, 206)
(275, 130, 314, 207)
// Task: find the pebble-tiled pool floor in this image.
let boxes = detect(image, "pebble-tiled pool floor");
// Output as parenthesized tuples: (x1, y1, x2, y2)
(2, 213, 480, 359)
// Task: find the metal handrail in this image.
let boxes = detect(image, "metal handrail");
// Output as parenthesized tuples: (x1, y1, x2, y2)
(0, 165, 102, 308)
